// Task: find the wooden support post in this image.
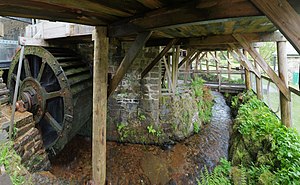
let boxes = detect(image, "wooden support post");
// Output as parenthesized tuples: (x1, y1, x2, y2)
(227, 51, 232, 80)
(184, 50, 189, 83)
(233, 34, 290, 100)
(163, 56, 174, 93)
(250, 0, 300, 54)
(243, 50, 251, 90)
(142, 38, 178, 78)
(277, 41, 292, 127)
(172, 45, 180, 91)
(254, 47, 263, 99)
(215, 51, 220, 81)
(92, 26, 109, 185)
(206, 58, 210, 75)
(108, 32, 152, 96)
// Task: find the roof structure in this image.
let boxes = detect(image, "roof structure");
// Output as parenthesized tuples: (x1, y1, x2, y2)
(0, 0, 297, 42)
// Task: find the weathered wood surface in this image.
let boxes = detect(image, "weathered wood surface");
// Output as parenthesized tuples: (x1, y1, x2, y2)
(254, 47, 263, 100)
(251, 0, 300, 54)
(108, 32, 152, 96)
(92, 26, 108, 185)
(277, 41, 292, 127)
(141, 38, 178, 78)
(109, 0, 262, 37)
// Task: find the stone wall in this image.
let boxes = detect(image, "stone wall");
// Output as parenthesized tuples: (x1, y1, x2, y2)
(0, 17, 28, 40)
(76, 41, 202, 144)
(1, 107, 50, 172)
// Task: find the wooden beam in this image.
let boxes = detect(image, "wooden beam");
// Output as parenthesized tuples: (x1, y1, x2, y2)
(229, 48, 261, 77)
(243, 50, 251, 90)
(92, 26, 108, 185)
(146, 32, 286, 47)
(162, 56, 174, 93)
(172, 46, 180, 91)
(250, 0, 300, 54)
(109, 0, 261, 37)
(108, 32, 152, 96)
(185, 32, 285, 47)
(254, 47, 263, 99)
(178, 49, 197, 68)
(233, 34, 290, 100)
(277, 41, 292, 127)
(141, 38, 179, 78)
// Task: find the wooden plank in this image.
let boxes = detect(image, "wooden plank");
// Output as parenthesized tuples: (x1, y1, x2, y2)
(233, 34, 290, 100)
(141, 38, 179, 78)
(250, 0, 300, 54)
(277, 41, 292, 127)
(92, 26, 108, 185)
(108, 32, 152, 96)
(109, 0, 261, 37)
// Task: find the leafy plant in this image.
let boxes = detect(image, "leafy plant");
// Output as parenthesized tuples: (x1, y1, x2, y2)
(138, 112, 146, 121)
(191, 78, 213, 124)
(200, 91, 300, 184)
(0, 141, 31, 185)
(194, 123, 200, 133)
(147, 125, 156, 135)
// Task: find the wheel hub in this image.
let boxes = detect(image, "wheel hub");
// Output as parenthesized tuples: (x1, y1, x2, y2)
(20, 77, 46, 123)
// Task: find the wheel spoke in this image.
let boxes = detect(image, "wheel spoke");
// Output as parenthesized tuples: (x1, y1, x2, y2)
(37, 61, 46, 82)
(24, 58, 32, 77)
(44, 112, 63, 132)
(11, 73, 23, 84)
(46, 90, 62, 100)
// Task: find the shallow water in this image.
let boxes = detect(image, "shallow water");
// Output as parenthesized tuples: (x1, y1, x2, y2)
(48, 91, 233, 185)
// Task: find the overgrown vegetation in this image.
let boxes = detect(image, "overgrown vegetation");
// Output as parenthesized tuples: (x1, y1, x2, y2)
(0, 141, 32, 185)
(191, 78, 213, 124)
(199, 91, 300, 184)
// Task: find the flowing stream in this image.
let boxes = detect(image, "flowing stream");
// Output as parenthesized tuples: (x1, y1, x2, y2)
(36, 91, 233, 185)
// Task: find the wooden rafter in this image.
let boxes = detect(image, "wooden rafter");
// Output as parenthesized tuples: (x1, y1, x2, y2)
(108, 31, 152, 96)
(109, 0, 261, 37)
(229, 46, 261, 77)
(141, 38, 179, 78)
(233, 34, 290, 100)
(250, 0, 300, 54)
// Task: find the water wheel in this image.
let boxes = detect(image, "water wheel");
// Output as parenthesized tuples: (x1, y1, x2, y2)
(8, 46, 92, 153)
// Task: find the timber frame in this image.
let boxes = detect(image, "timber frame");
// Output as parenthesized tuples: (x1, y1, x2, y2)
(1, 0, 300, 184)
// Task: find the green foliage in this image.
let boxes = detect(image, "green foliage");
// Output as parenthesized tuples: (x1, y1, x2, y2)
(197, 159, 231, 185)
(259, 42, 276, 66)
(0, 141, 31, 185)
(191, 78, 213, 124)
(138, 112, 146, 121)
(117, 123, 132, 141)
(193, 123, 200, 134)
(147, 125, 156, 135)
(200, 91, 300, 184)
